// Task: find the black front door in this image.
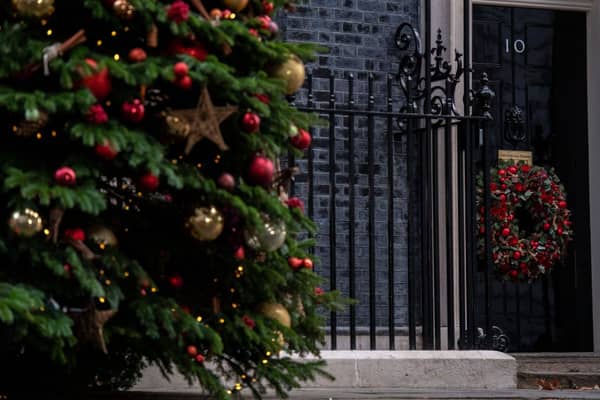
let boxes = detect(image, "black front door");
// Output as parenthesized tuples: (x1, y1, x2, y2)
(473, 5, 592, 352)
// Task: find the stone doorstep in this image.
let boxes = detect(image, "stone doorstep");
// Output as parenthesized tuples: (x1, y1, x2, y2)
(134, 350, 517, 392)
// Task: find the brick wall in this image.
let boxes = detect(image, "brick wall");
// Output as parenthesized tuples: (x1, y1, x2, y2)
(279, 0, 419, 333)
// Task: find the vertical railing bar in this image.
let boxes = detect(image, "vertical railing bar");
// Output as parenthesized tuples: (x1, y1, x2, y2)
(407, 77, 417, 350)
(307, 71, 315, 225)
(328, 70, 337, 350)
(386, 74, 396, 350)
(367, 73, 377, 350)
(348, 73, 357, 350)
(457, 121, 467, 348)
(424, 0, 435, 350)
(433, 125, 441, 350)
(445, 79, 456, 350)
(482, 119, 493, 341)
(464, 0, 476, 349)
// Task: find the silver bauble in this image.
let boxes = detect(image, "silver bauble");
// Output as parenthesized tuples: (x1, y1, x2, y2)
(245, 218, 286, 252)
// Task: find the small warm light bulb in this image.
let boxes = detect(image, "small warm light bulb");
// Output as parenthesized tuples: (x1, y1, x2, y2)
(196, 163, 202, 169)
(124, 271, 130, 277)
(111, 30, 117, 37)
(105, 279, 112, 285)
(99, 297, 106, 303)
(12, 125, 17, 133)
(196, 316, 203, 322)
(40, 306, 46, 312)
(40, 19, 47, 26)
(226, 390, 232, 395)
(99, 243, 106, 250)
(124, 26, 130, 32)
(266, 351, 272, 356)
(171, 159, 178, 165)
(51, 130, 57, 137)
(237, 266, 244, 272)
(261, 359, 268, 365)
(99, 269, 105, 275)
(46, 29, 52, 36)
(219, 318, 225, 324)
(43, 228, 50, 236)
(36, 133, 42, 139)
(113, 54, 120, 61)
(151, 287, 158, 293)
(230, 288, 235, 293)
(232, 303, 238, 309)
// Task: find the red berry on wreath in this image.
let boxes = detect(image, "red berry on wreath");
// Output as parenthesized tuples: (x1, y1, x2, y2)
(498, 169, 506, 176)
(509, 237, 518, 246)
(490, 183, 497, 191)
(521, 164, 531, 173)
(95, 142, 118, 160)
(187, 345, 198, 356)
(288, 257, 303, 270)
(195, 354, 205, 363)
(509, 270, 519, 279)
(173, 62, 189, 77)
(508, 166, 518, 175)
(502, 228, 510, 237)
(242, 112, 261, 133)
(513, 251, 521, 260)
(54, 166, 77, 186)
(262, 0, 274, 14)
(479, 226, 485, 234)
(286, 197, 305, 212)
(122, 99, 145, 123)
(543, 223, 551, 231)
(128, 48, 147, 62)
(520, 262, 528, 271)
(559, 200, 567, 209)
(138, 172, 160, 192)
(515, 183, 524, 192)
(499, 194, 506, 202)
(501, 184, 507, 190)
(557, 227, 564, 235)
(169, 275, 184, 288)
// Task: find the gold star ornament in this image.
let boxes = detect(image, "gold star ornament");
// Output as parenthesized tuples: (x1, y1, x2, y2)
(168, 87, 237, 154)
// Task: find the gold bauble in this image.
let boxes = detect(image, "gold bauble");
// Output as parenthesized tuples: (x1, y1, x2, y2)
(271, 56, 305, 95)
(12, 111, 48, 137)
(163, 113, 191, 140)
(12, 0, 55, 18)
(244, 218, 286, 252)
(113, 0, 135, 19)
(223, 0, 248, 12)
(187, 207, 224, 241)
(88, 225, 118, 248)
(258, 303, 291, 328)
(8, 208, 43, 237)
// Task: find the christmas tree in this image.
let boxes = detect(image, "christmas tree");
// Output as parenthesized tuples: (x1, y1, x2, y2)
(0, 0, 341, 398)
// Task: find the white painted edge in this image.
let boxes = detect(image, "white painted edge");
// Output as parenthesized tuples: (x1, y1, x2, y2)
(473, 0, 593, 11)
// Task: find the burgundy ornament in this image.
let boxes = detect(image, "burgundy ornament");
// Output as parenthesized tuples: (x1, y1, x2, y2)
(79, 59, 112, 100)
(242, 315, 256, 329)
(95, 142, 118, 160)
(87, 104, 108, 124)
(122, 99, 145, 123)
(241, 112, 260, 133)
(173, 62, 189, 78)
(217, 173, 235, 191)
(286, 197, 305, 212)
(167, 0, 190, 23)
(138, 172, 160, 192)
(64, 228, 86, 242)
(169, 275, 184, 288)
(128, 48, 147, 62)
(54, 166, 77, 186)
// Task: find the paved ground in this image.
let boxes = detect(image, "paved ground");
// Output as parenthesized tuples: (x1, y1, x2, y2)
(81, 388, 600, 400)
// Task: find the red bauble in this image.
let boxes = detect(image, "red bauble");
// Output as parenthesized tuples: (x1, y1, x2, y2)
(186, 345, 198, 356)
(95, 142, 118, 160)
(122, 99, 145, 123)
(79, 59, 112, 100)
(314, 287, 324, 296)
(173, 62, 189, 77)
(303, 258, 313, 269)
(169, 40, 208, 61)
(167, 0, 190, 23)
(255, 93, 270, 104)
(169, 275, 184, 288)
(65, 228, 86, 242)
(248, 28, 259, 37)
(501, 228, 510, 237)
(262, 1, 274, 14)
(217, 173, 235, 191)
(195, 354, 205, 363)
(290, 128, 312, 150)
(286, 197, 305, 212)
(138, 172, 160, 192)
(128, 48, 147, 62)
(248, 156, 274, 187)
(54, 166, 77, 186)
(242, 112, 261, 133)
(175, 75, 193, 90)
(242, 315, 256, 329)
(234, 246, 245, 260)
(288, 257, 303, 270)
(87, 104, 109, 124)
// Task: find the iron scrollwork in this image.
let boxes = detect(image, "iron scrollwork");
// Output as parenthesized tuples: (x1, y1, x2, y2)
(395, 27, 466, 131)
(475, 326, 511, 352)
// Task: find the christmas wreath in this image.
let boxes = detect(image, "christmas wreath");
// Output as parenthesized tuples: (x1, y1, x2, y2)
(477, 162, 573, 281)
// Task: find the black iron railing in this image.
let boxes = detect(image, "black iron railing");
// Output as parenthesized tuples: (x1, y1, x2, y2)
(288, 2, 502, 351)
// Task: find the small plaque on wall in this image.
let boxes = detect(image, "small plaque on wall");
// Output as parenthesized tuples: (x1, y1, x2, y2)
(498, 150, 533, 165)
